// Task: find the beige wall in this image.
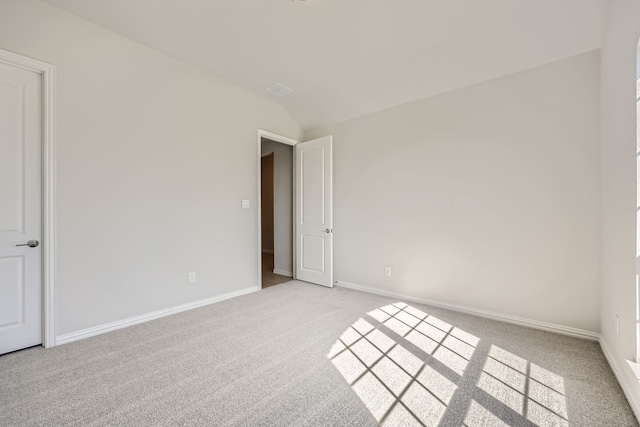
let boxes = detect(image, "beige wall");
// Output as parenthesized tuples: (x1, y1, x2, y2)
(261, 139, 293, 275)
(307, 50, 601, 332)
(261, 154, 274, 252)
(0, 0, 302, 336)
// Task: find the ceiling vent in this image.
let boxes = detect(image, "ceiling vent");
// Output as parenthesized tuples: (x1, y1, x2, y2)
(266, 83, 294, 96)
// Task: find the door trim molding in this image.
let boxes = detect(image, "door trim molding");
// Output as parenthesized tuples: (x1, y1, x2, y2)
(257, 129, 299, 289)
(0, 49, 57, 348)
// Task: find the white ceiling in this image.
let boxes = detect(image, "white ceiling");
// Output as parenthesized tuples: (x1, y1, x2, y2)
(43, 0, 610, 132)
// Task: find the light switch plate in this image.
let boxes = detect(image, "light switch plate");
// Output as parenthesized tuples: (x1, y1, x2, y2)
(242, 199, 250, 208)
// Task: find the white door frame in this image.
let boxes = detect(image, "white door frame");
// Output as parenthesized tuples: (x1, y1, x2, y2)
(257, 130, 299, 288)
(0, 48, 57, 348)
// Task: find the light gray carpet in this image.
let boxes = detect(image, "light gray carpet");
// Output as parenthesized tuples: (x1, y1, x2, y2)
(0, 281, 636, 426)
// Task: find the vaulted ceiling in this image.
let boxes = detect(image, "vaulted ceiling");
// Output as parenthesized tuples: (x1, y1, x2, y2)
(43, 0, 610, 131)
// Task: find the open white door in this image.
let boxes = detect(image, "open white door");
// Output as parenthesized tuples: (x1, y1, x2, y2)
(295, 135, 333, 287)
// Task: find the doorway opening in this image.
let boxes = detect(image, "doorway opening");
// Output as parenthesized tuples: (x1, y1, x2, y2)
(259, 133, 296, 288)
(256, 130, 333, 289)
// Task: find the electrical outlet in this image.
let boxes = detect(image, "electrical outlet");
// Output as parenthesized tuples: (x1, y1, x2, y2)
(384, 267, 392, 277)
(188, 272, 196, 284)
(616, 315, 619, 336)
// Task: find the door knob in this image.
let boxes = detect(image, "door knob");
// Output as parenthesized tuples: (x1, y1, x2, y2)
(16, 240, 39, 248)
(321, 228, 332, 233)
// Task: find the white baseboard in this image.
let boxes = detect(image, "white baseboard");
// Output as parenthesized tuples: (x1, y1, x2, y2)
(55, 286, 260, 346)
(261, 249, 274, 254)
(334, 280, 599, 341)
(600, 339, 640, 422)
(273, 268, 293, 277)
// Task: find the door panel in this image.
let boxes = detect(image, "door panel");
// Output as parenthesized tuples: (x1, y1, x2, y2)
(295, 136, 333, 287)
(0, 80, 25, 233)
(0, 61, 42, 355)
(0, 256, 24, 329)
(301, 235, 324, 272)
(301, 146, 325, 224)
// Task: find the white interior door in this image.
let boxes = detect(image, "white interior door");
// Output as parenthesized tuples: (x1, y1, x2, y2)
(295, 135, 333, 287)
(0, 61, 42, 355)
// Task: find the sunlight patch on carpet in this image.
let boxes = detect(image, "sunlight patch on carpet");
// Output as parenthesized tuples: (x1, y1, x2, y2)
(328, 302, 569, 426)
